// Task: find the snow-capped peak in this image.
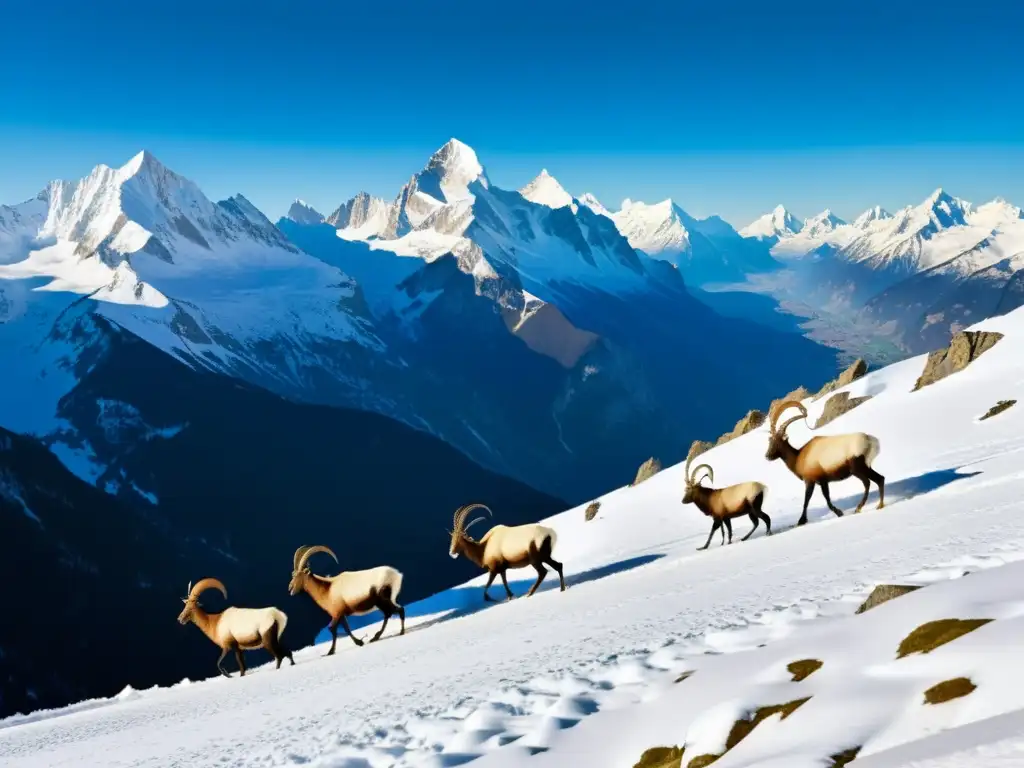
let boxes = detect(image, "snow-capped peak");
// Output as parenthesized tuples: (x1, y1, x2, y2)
(119, 149, 161, 179)
(906, 187, 971, 231)
(739, 205, 801, 240)
(611, 197, 692, 255)
(800, 209, 846, 238)
(420, 138, 488, 202)
(287, 199, 325, 225)
(853, 205, 893, 228)
(520, 169, 573, 210)
(577, 193, 610, 218)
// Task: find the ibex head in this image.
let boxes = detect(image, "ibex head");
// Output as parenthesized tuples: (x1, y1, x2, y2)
(448, 503, 492, 559)
(766, 400, 807, 461)
(682, 452, 714, 505)
(177, 578, 227, 625)
(289, 545, 338, 595)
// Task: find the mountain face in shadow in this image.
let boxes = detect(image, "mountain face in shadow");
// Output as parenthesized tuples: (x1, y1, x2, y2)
(0, 318, 564, 719)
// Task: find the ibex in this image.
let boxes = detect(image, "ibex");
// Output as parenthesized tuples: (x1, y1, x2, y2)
(448, 503, 566, 602)
(766, 399, 885, 525)
(289, 545, 405, 655)
(682, 452, 771, 550)
(177, 578, 294, 678)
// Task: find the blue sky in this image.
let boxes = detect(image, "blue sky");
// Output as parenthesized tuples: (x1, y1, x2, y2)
(1, 0, 1022, 227)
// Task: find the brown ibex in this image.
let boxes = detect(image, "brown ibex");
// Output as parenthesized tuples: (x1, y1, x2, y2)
(766, 399, 885, 525)
(448, 503, 566, 602)
(289, 545, 405, 655)
(177, 578, 294, 678)
(682, 452, 772, 550)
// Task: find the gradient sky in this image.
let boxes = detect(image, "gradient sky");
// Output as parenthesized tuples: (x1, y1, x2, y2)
(2, 0, 1022, 228)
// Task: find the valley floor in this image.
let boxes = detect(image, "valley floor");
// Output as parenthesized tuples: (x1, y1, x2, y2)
(2, 313, 1024, 768)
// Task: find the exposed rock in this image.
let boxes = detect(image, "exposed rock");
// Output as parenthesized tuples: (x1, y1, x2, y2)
(829, 747, 862, 767)
(814, 358, 868, 401)
(584, 500, 601, 521)
(686, 440, 712, 463)
(923, 677, 977, 705)
(501, 300, 600, 368)
(633, 457, 662, 485)
(980, 399, 1016, 421)
(897, 618, 992, 658)
(787, 659, 823, 681)
(814, 392, 873, 428)
(913, 330, 1004, 391)
(633, 746, 683, 768)
(856, 584, 921, 614)
(768, 386, 811, 422)
(715, 409, 766, 446)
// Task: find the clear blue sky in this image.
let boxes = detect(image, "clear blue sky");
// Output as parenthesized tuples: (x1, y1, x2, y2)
(2, 0, 1022, 227)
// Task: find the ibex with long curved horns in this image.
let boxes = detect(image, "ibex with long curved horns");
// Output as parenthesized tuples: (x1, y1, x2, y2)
(177, 577, 293, 678)
(682, 452, 771, 550)
(448, 504, 566, 602)
(288, 545, 405, 655)
(766, 399, 885, 525)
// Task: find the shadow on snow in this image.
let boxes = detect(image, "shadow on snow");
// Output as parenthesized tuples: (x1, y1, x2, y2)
(319, 468, 981, 642)
(761, 466, 984, 538)
(316, 553, 666, 643)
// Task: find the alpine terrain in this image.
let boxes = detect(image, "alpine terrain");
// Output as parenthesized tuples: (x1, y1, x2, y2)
(4, 290, 1024, 768)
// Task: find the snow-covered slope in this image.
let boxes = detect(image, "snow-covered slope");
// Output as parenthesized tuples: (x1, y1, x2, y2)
(577, 192, 610, 218)
(5, 305, 1024, 767)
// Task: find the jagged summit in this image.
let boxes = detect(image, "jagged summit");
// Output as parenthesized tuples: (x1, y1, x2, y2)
(801, 209, 846, 238)
(520, 169, 573, 209)
(853, 205, 893, 228)
(287, 199, 325, 225)
(740, 204, 801, 240)
(328, 191, 391, 237)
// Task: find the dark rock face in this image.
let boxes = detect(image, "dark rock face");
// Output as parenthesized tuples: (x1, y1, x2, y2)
(0, 321, 565, 719)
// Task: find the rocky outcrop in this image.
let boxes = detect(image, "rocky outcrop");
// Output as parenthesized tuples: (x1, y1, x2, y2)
(686, 440, 713, 463)
(980, 399, 1017, 421)
(633, 457, 663, 485)
(912, 330, 1004, 391)
(715, 409, 767, 446)
(814, 358, 868, 401)
(814, 392, 873, 428)
(855, 584, 921, 614)
(769, 386, 811, 421)
(502, 301, 600, 368)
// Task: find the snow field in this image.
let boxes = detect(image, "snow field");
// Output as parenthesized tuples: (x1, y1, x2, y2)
(2, 312, 1024, 767)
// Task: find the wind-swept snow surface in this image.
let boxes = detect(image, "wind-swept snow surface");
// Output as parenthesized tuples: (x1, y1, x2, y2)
(5, 306, 1024, 766)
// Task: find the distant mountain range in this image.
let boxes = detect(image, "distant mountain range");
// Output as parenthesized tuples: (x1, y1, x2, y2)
(738, 189, 1024, 354)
